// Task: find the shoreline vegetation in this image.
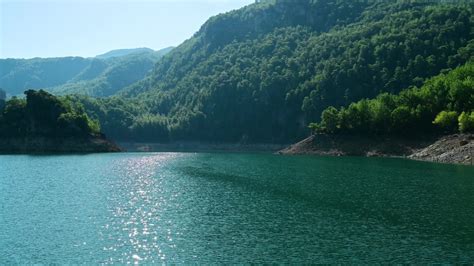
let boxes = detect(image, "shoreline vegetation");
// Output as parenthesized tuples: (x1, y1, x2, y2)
(286, 61, 474, 166)
(0, 90, 120, 154)
(0, 88, 471, 162)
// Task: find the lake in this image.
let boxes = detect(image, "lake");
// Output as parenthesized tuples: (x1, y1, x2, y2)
(1, 153, 474, 263)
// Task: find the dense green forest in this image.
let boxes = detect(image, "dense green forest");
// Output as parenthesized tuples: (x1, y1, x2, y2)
(2, 0, 473, 143)
(0, 90, 100, 138)
(310, 61, 474, 136)
(0, 47, 172, 97)
(74, 0, 473, 143)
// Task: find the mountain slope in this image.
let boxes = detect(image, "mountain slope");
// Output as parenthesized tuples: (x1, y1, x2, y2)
(49, 50, 169, 97)
(113, 0, 473, 142)
(0, 57, 91, 95)
(0, 47, 173, 97)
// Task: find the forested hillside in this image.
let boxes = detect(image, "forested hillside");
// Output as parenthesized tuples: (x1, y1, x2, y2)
(83, 0, 473, 143)
(0, 47, 172, 97)
(0, 90, 121, 153)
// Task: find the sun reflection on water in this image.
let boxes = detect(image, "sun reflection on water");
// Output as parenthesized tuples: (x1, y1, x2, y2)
(99, 153, 185, 264)
(2, 154, 474, 263)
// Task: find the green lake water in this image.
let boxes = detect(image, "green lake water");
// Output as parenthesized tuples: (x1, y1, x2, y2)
(1, 153, 474, 263)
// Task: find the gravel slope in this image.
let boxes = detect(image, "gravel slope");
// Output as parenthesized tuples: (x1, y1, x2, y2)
(409, 134, 473, 165)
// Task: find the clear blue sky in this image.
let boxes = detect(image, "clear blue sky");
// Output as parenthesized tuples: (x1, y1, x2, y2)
(0, 0, 254, 59)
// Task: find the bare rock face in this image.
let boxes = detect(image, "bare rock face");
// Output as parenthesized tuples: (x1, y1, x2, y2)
(409, 134, 473, 165)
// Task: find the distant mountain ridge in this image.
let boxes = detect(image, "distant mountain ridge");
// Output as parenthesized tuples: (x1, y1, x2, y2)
(95, 47, 174, 59)
(0, 47, 173, 97)
(95, 48, 155, 59)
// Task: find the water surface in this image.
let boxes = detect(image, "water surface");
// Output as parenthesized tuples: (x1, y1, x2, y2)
(1, 153, 473, 263)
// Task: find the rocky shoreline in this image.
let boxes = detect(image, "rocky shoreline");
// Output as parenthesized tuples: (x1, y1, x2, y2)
(0, 136, 121, 154)
(278, 134, 473, 166)
(409, 134, 473, 165)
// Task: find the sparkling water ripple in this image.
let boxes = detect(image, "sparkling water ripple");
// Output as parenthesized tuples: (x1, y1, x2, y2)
(1, 153, 474, 263)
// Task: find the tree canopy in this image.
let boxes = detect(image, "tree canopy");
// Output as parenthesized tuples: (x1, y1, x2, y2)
(0, 90, 100, 138)
(310, 61, 474, 136)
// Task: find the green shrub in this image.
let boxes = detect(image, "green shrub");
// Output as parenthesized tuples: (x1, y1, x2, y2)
(458, 112, 474, 133)
(433, 111, 459, 132)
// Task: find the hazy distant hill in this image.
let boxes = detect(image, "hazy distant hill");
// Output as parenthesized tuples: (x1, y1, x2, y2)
(0, 57, 91, 96)
(49, 49, 173, 97)
(95, 48, 154, 59)
(0, 47, 173, 97)
(95, 47, 173, 59)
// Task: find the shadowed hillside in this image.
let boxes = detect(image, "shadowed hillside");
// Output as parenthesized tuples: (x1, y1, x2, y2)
(76, 0, 473, 143)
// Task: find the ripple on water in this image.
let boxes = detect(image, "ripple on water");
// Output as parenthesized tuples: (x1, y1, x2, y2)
(98, 153, 185, 264)
(1, 153, 474, 264)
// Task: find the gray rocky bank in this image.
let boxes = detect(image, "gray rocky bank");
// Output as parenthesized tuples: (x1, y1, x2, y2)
(279, 134, 473, 166)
